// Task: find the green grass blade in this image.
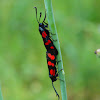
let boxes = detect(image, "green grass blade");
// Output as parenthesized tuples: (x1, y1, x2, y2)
(0, 87, 3, 100)
(44, 0, 68, 100)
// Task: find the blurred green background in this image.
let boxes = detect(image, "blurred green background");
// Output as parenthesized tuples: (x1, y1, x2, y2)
(0, 0, 100, 100)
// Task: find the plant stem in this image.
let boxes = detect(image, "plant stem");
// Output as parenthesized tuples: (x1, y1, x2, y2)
(0, 86, 3, 100)
(44, 0, 68, 100)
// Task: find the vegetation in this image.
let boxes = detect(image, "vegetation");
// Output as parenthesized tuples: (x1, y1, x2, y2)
(0, 0, 100, 100)
(0, 87, 3, 100)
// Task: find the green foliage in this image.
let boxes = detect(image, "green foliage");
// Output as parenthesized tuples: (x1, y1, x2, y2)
(0, 87, 3, 100)
(0, 0, 100, 100)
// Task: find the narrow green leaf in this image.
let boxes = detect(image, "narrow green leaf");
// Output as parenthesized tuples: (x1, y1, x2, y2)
(0, 87, 3, 100)
(44, 0, 68, 100)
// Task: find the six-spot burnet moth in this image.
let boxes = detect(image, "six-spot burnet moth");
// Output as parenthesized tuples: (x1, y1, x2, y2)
(34, 7, 58, 56)
(34, 7, 61, 100)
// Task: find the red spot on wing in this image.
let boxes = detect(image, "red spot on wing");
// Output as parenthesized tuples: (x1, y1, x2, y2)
(50, 69, 55, 76)
(53, 69, 55, 76)
(48, 61, 55, 67)
(48, 53, 55, 60)
(50, 46, 54, 49)
(50, 69, 53, 75)
(42, 31, 47, 38)
(45, 40, 51, 45)
(48, 61, 51, 66)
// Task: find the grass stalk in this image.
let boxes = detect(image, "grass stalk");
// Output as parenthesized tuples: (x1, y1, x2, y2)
(44, 0, 68, 100)
(0, 87, 3, 100)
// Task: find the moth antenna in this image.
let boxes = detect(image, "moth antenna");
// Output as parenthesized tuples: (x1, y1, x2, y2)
(52, 82, 60, 100)
(42, 9, 46, 23)
(42, 9, 48, 26)
(34, 7, 39, 23)
(39, 12, 42, 22)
